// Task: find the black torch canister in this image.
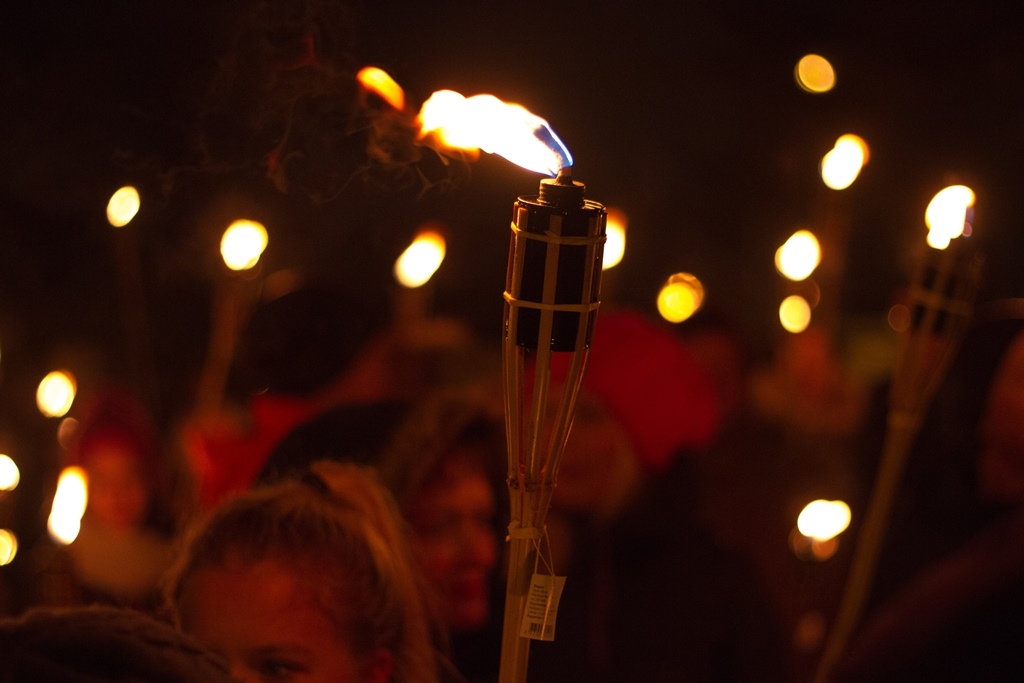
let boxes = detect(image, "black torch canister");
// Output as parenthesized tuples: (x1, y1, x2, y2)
(499, 169, 606, 683)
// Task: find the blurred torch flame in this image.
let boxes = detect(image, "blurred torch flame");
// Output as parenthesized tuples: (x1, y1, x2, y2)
(48, 466, 88, 545)
(0, 454, 20, 491)
(657, 273, 704, 323)
(775, 229, 821, 281)
(417, 90, 572, 176)
(821, 134, 869, 190)
(925, 185, 975, 250)
(221, 219, 268, 271)
(779, 295, 812, 333)
(37, 370, 77, 418)
(357, 66, 406, 110)
(107, 185, 140, 227)
(603, 208, 627, 270)
(395, 227, 446, 288)
(797, 499, 852, 541)
(0, 528, 16, 565)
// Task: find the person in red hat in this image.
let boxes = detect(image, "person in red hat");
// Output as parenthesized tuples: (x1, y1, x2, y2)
(529, 309, 787, 683)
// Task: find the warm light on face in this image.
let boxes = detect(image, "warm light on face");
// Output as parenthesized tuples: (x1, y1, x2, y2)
(925, 185, 975, 250)
(0, 529, 16, 566)
(657, 273, 704, 323)
(821, 135, 868, 190)
(0, 454, 19, 491)
(48, 466, 89, 545)
(356, 66, 405, 110)
(797, 499, 851, 541)
(221, 219, 269, 271)
(394, 229, 446, 288)
(603, 208, 627, 270)
(37, 370, 77, 418)
(106, 185, 141, 227)
(795, 54, 836, 93)
(775, 230, 821, 281)
(417, 90, 572, 176)
(779, 295, 812, 333)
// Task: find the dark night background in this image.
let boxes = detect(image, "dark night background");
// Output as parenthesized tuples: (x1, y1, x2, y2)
(1, 0, 1023, 541)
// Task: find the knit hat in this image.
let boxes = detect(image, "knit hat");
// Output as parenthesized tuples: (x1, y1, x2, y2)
(550, 309, 721, 470)
(0, 606, 235, 683)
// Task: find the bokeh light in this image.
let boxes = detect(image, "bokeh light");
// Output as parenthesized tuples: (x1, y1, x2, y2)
(795, 54, 836, 93)
(775, 230, 821, 281)
(36, 370, 77, 418)
(797, 499, 852, 541)
(779, 295, 812, 333)
(0, 529, 17, 566)
(48, 466, 88, 545)
(925, 185, 975, 250)
(789, 527, 840, 562)
(394, 228, 446, 288)
(221, 219, 269, 271)
(603, 208, 627, 270)
(820, 135, 868, 190)
(656, 273, 705, 323)
(0, 454, 20, 491)
(106, 185, 140, 227)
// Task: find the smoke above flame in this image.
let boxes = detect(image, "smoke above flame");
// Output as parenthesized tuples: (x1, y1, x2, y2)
(194, 4, 571, 204)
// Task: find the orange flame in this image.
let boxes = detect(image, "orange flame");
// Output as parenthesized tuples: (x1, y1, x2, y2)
(416, 90, 572, 176)
(354, 67, 572, 176)
(357, 66, 406, 110)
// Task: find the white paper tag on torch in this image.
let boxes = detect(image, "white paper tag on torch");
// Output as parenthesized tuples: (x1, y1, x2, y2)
(519, 573, 566, 641)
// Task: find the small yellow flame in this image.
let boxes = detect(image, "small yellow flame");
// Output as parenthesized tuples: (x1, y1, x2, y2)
(48, 466, 89, 546)
(603, 208, 627, 270)
(417, 90, 571, 176)
(357, 66, 406, 110)
(775, 229, 821, 281)
(37, 370, 77, 418)
(925, 185, 975, 250)
(221, 219, 269, 271)
(0, 454, 20, 491)
(795, 54, 836, 93)
(395, 228, 446, 288)
(0, 529, 17, 566)
(779, 295, 811, 333)
(797, 499, 851, 541)
(657, 273, 705, 323)
(821, 134, 868, 190)
(107, 185, 140, 227)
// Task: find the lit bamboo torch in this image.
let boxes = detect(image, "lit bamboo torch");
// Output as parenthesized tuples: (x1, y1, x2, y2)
(814, 185, 982, 682)
(359, 67, 608, 680)
(411, 83, 607, 683)
(501, 167, 606, 683)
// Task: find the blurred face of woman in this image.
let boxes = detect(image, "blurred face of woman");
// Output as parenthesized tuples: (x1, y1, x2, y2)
(407, 450, 498, 632)
(178, 556, 391, 683)
(84, 440, 150, 530)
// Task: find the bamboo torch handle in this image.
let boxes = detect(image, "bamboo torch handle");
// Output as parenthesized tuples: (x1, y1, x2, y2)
(813, 412, 920, 682)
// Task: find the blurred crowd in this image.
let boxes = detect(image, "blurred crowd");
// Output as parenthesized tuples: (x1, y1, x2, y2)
(1, 276, 1023, 683)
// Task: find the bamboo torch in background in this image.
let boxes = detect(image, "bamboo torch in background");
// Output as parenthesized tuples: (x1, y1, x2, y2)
(814, 185, 982, 682)
(193, 219, 268, 418)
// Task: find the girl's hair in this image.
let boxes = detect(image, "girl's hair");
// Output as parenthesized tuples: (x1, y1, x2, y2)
(164, 461, 440, 683)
